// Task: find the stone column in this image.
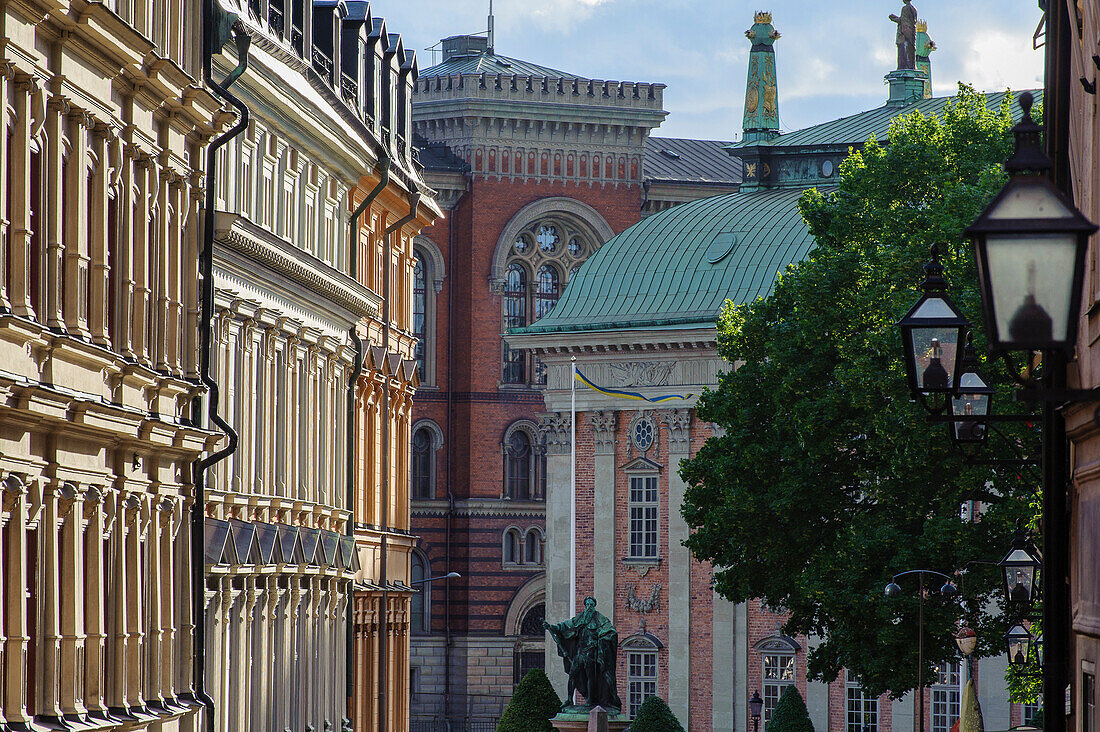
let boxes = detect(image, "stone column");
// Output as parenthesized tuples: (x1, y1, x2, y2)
(166, 176, 184, 373)
(88, 124, 111, 345)
(538, 411, 572, 697)
(712, 592, 737, 732)
(589, 411, 617, 622)
(144, 497, 164, 708)
(8, 78, 36, 319)
(158, 499, 176, 703)
(58, 482, 88, 717)
(114, 144, 136, 358)
(2, 475, 31, 724)
(62, 109, 92, 338)
(38, 479, 64, 718)
(184, 174, 202, 378)
(123, 492, 145, 710)
(131, 157, 150, 364)
(662, 408, 693, 725)
(43, 94, 65, 330)
(0, 65, 11, 311)
(83, 486, 107, 715)
(176, 496, 195, 698)
(153, 165, 171, 372)
(105, 488, 129, 713)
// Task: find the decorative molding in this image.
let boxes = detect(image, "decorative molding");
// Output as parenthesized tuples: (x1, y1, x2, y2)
(626, 582, 661, 613)
(588, 410, 617, 455)
(537, 412, 571, 455)
(660, 408, 692, 454)
(609, 361, 673, 387)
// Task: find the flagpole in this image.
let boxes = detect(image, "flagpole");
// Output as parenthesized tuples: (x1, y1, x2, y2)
(570, 355, 577, 619)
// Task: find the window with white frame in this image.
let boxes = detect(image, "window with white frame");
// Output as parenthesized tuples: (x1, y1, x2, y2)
(762, 653, 795, 723)
(846, 682, 878, 732)
(628, 475, 659, 559)
(931, 661, 961, 732)
(627, 649, 658, 718)
(1022, 702, 1041, 726)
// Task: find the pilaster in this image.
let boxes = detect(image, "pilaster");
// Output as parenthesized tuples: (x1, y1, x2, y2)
(589, 410, 617, 622)
(662, 408, 692, 725)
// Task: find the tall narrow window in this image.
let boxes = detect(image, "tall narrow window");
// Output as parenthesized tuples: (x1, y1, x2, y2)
(505, 430, 532, 499)
(534, 265, 559, 320)
(502, 263, 526, 384)
(410, 551, 428, 633)
(931, 662, 961, 732)
(628, 475, 659, 559)
(627, 649, 658, 718)
(846, 683, 878, 732)
(524, 529, 542, 565)
(762, 653, 795, 723)
(413, 258, 426, 379)
(503, 529, 520, 564)
(411, 427, 432, 499)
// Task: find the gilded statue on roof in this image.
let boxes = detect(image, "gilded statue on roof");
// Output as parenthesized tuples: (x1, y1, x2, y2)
(743, 11, 780, 138)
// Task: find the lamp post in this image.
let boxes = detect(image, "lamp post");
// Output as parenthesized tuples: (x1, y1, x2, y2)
(750, 689, 763, 732)
(410, 571, 461, 585)
(885, 570, 959, 732)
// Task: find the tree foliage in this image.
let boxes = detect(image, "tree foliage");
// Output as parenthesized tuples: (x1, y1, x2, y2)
(767, 686, 814, 732)
(496, 668, 563, 732)
(681, 85, 1039, 698)
(630, 695, 686, 732)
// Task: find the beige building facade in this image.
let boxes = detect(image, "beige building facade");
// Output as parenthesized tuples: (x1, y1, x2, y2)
(0, 0, 219, 729)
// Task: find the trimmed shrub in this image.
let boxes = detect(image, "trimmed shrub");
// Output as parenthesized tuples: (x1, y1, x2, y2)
(766, 686, 814, 732)
(630, 695, 686, 732)
(496, 668, 562, 732)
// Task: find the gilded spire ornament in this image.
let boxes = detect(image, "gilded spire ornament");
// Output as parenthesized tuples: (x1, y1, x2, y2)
(742, 11, 781, 143)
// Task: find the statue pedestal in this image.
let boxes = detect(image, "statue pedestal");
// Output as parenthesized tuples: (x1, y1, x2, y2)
(884, 68, 927, 106)
(551, 707, 629, 732)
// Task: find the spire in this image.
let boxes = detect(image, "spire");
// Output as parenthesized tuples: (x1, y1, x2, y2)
(487, 0, 495, 54)
(742, 11, 781, 143)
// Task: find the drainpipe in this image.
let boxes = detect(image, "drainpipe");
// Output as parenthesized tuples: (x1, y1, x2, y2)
(378, 189, 421, 732)
(345, 156, 390, 719)
(192, 6, 250, 732)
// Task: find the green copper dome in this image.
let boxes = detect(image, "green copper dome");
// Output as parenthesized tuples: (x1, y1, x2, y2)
(511, 186, 817, 335)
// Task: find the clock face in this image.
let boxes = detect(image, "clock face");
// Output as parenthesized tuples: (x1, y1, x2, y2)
(821, 159, 834, 177)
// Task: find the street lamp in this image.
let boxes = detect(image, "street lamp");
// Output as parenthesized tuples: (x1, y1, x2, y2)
(884, 570, 960, 732)
(965, 92, 1098, 353)
(950, 334, 994, 447)
(999, 525, 1041, 607)
(411, 571, 461, 585)
(749, 690, 763, 732)
(898, 243, 970, 400)
(1006, 624, 1033, 667)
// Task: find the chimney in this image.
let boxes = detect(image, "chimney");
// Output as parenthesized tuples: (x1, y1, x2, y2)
(742, 11, 781, 143)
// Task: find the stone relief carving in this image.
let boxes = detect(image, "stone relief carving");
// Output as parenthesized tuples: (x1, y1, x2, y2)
(626, 583, 662, 613)
(608, 361, 674, 387)
(588, 410, 617, 455)
(660, 408, 692, 454)
(537, 412, 571, 455)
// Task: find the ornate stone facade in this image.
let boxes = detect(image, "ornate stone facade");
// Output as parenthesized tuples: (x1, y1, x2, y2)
(0, 0, 219, 729)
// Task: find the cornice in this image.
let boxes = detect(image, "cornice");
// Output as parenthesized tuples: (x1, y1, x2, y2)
(214, 212, 381, 320)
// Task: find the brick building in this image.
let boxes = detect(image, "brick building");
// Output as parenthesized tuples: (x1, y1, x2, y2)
(405, 19, 739, 728)
(507, 11, 1038, 732)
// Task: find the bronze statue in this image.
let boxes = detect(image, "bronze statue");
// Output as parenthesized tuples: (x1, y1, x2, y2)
(544, 597, 622, 712)
(889, 0, 918, 70)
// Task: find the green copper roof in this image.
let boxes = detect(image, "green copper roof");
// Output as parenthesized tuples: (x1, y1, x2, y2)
(420, 51, 586, 81)
(511, 187, 816, 334)
(727, 89, 1041, 150)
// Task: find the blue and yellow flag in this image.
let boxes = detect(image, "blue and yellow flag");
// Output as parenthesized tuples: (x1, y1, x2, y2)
(574, 367, 695, 403)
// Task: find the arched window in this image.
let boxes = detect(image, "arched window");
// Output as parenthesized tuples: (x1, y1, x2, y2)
(411, 427, 432, 499)
(524, 529, 543, 565)
(502, 263, 527, 384)
(520, 603, 545, 636)
(503, 528, 521, 564)
(622, 634, 662, 718)
(501, 216, 594, 386)
(413, 257, 426, 379)
(411, 551, 429, 633)
(505, 430, 532, 499)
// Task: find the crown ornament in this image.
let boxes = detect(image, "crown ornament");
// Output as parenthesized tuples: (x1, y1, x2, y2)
(916, 19, 927, 32)
(754, 11, 772, 24)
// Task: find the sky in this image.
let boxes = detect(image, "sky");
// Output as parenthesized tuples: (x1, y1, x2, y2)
(378, 0, 1046, 141)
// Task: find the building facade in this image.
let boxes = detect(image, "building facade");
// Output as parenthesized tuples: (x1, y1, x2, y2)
(508, 12, 1036, 732)
(406, 23, 741, 727)
(199, 2, 439, 732)
(0, 0, 219, 729)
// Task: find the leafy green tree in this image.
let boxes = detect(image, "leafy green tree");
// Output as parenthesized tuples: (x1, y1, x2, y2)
(496, 668, 562, 732)
(766, 686, 814, 732)
(681, 85, 1038, 698)
(630, 695, 685, 732)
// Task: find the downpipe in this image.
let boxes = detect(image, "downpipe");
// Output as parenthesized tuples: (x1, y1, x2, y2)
(378, 189, 421, 732)
(189, 7, 249, 732)
(345, 156, 390, 718)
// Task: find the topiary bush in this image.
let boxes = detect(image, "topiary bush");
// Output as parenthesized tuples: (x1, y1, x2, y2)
(496, 668, 562, 732)
(630, 695, 686, 732)
(766, 686, 814, 732)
